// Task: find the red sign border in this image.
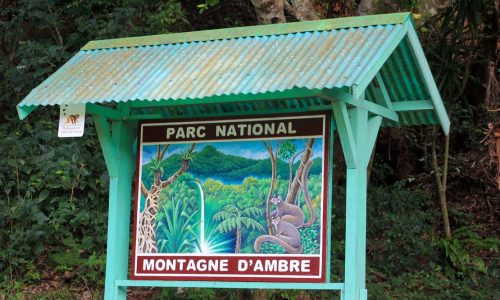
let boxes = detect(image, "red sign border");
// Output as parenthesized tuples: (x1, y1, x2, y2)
(130, 112, 331, 283)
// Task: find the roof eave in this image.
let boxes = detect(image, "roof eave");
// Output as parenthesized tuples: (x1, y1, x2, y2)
(405, 24, 451, 135)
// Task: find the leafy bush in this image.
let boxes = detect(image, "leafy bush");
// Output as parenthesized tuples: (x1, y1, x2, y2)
(156, 194, 200, 253)
(367, 182, 439, 276)
(433, 225, 499, 279)
(0, 117, 109, 286)
(300, 223, 320, 254)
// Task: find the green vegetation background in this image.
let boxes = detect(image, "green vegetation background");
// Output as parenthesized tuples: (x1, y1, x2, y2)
(0, 0, 498, 299)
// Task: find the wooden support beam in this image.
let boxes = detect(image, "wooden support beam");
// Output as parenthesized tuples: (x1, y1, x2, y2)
(344, 107, 368, 300)
(87, 103, 123, 120)
(93, 115, 118, 176)
(129, 88, 324, 109)
(406, 26, 450, 135)
(127, 114, 163, 120)
(333, 103, 382, 300)
(332, 102, 357, 169)
(374, 73, 394, 110)
(365, 116, 383, 166)
(321, 90, 399, 123)
(103, 120, 136, 300)
(127, 104, 332, 121)
(392, 100, 434, 112)
(93, 102, 136, 300)
(115, 280, 344, 290)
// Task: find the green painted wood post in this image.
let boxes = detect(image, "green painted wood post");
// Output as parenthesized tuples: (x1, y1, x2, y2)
(94, 117, 136, 300)
(333, 103, 381, 300)
(343, 107, 368, 300)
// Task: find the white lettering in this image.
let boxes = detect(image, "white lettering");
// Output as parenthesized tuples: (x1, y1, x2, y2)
(166, 128, 176, 139)
(237, 124, 246, 136)
(220, 259, 229, 271)
(278, 260, 288, 272)
(186, 259, 196, 271)
(264, 123, 275, 135)
(216, 125, 226, 137)
(197, 126, 206, 138)
(289, 260, 300, 272)
(177, 259, 186, 270)
(143, 259, 155, 271)
(254, 260, 263, 272)
(176, 127, 185, 139)
(238, 259, 248, 271)
(252, 124, 263, 136)
(276, 122, 287, 135)
(197, 259, 207, 272)
(227, 125, 237, 136)
(264, 260, 277, 272)
(155, 259, 165, 271)
(166, 259, 176, 271)
(301, 260, 310, 272)
(186, 127, 196, 138)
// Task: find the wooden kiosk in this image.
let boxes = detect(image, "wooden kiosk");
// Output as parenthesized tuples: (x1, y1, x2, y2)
(17, 13, 449, 300)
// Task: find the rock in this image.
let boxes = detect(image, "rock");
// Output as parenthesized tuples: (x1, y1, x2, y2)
(82, 290, 92, 300)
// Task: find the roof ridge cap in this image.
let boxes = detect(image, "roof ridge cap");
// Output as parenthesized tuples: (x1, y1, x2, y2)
(81, 12, 410, 51)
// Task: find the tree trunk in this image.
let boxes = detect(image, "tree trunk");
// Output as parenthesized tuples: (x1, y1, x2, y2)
(251, 0, 319, 24)
(357, 0, 373, 15)
(264, 141, 278, 234)
(236, 225, 242, 253)
(286, 0, 320, 21)
(432, 127, 452, 239)
(288, 150, 304, 192)
(266, 157, 277, 234)
(251, 0, 286, 24)
(285, 138, 314, 204)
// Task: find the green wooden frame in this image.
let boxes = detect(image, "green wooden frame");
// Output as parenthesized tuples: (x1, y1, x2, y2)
(84, 85, 394, 300)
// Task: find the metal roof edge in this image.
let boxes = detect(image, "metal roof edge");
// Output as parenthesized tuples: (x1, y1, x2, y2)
(81, 12, 411, 51)
(405, 24, 450, 134)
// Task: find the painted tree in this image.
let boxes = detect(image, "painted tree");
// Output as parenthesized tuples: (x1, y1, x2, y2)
(263, 140, 280, 234)
(213, 205, 264, 253)
(263, 138, 315, 234)
(278, 140, 303, 199)
(137, 143, 195, 253)
(284, 138, 315, 205)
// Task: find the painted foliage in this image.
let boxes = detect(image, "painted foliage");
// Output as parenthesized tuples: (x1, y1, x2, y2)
(133, 114, 330, 282)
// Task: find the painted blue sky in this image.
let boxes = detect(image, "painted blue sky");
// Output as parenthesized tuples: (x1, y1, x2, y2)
(141, 139, 324, 165)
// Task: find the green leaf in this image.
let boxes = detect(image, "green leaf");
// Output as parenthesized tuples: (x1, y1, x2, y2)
(38, 190, 49, 202)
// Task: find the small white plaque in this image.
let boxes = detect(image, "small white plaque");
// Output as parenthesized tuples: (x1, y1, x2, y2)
(58, 104, 85, 137)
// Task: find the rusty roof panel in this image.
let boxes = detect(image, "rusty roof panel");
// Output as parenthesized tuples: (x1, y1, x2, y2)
(19, 24, 407, 107)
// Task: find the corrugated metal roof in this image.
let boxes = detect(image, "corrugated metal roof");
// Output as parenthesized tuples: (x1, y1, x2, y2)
(16, 12, 449, 132)
(19, 24, 406, 106)
(366, 36, 436, 126)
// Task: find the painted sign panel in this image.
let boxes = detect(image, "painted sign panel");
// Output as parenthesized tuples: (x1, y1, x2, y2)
(58, 104, 85, 137)
(132, 113, 330, 282)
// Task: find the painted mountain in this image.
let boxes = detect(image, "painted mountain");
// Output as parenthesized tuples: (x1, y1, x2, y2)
(142, 144, 322, 186)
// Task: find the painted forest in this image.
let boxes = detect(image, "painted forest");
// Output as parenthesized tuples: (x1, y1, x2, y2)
(0, 0, 498, 299)
(137, 140, 324, 256)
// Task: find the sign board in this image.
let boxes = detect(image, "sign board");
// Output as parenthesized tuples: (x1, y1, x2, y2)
(58, 104, 85, 137)
(132, 113, 330, 283)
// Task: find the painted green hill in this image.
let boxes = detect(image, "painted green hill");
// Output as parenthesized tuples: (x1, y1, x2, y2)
(143, 145, 322, 184)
